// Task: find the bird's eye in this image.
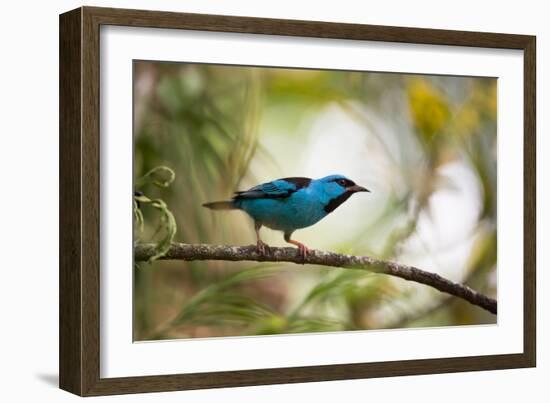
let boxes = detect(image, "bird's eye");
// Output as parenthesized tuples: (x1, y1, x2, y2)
(338, 179, 347, 186)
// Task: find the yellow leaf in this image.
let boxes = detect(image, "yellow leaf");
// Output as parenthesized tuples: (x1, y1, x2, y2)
(407, 79, 450, 144)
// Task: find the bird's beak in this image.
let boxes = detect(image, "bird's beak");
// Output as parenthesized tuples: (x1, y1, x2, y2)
(347, 184, 370, 193)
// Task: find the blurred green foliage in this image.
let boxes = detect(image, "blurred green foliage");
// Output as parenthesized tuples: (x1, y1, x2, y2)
(133, 61, 497, 340)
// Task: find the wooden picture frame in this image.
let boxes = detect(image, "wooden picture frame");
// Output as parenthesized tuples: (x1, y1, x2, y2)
(59, 6, 536, 396)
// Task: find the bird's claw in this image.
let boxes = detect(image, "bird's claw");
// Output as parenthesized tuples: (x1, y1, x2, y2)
(297, 244, 309, 263)
(256, 240, 271, 256)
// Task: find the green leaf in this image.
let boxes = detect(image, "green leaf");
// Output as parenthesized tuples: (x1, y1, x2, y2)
(136, 166, 176, 188)
(168, 267, 276, 329)
(133, 166, 178, 262)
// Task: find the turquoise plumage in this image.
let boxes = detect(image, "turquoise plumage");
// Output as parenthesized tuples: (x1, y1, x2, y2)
(203, 174, 369, 258)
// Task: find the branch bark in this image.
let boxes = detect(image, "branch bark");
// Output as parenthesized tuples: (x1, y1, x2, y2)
(134, 243, 497, 315)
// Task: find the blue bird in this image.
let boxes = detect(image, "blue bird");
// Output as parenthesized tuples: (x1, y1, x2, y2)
(203, 175, 369, 258)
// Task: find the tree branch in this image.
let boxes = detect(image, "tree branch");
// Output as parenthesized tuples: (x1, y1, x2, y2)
(134, 243, 497, 315)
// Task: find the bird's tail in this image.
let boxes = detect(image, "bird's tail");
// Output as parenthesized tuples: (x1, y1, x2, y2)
(202, 200, 237, 210)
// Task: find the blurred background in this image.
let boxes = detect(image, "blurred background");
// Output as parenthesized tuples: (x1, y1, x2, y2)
(133, 61, 497, 341)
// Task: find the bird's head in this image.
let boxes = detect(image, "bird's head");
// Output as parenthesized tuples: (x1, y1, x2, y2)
(315, 174, 370, 213)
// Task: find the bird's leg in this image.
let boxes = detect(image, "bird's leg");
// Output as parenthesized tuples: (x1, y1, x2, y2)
(284, 232, 309, 262)
(255, 223, 270, 255)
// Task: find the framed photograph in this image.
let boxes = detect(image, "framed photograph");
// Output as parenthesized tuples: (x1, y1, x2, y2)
(59, 6, 536, 396)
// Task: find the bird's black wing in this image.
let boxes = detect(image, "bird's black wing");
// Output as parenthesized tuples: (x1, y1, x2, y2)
(234, 177, 311, 200)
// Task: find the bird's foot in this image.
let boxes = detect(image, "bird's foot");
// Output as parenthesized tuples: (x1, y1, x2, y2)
(286, 239, 310, 263)
(295, 242, 310, 263)
(256, 240, 271, 256)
